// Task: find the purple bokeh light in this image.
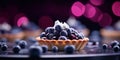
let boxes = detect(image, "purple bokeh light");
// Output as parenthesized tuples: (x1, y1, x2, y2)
(17, 16, 29, 27)
(39, 16, 53, 29)
(112, 1, 120, 17)
(90, 0, 103, 6)
(90, 8, 103, 22)
(84, 3, 96, 18)
(71, 1, 85, 17)
(99, 13, 112, 27)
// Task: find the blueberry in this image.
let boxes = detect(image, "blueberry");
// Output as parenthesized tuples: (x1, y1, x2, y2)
(77, 33, 84, 39)
(102, 44, 108, 50)
(27, 37, 37, 43)
(14, 39, 21, 44)
(64, 45, 75, 54)
(41, 45, 48, 53)
(66, 28, 72, 36)
(1, 44, 8, 51)
(46, 33, 54, 40)
(29, 45, 43, 57)
(0, 38, 7, 42)
(55, 25, 62, 32)
(113, 45, 120, 52)
(13, 45, 21, 54)
(60, 30, 68, 37)
(58, 36, 67, 40)
(40, 32, 46, 38)
(18, 40, 27, 49)
(0, 42, 1, 48)
(45, 27, 54, 34)
(52, 46, 58, 53)
(110, 40, 119, 48)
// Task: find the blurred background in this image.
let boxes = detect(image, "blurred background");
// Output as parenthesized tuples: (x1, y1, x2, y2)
(0, 0, 120, 44)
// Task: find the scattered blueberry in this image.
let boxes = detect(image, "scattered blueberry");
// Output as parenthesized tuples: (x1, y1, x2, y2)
(102, 44, 108, 50)
(41, 45, 48, 53)
(0, 38, 7, 42)
(13, 45, 21, 54)
(60, 30, 68, 37)
(110, 40, 119, 48)
(1, 44, 8, 51)
(14, 39, 21, 44)
(58, 36, 67, 40)
(52, 46, 58, 53)
(18, 40, 27, 49)
(27, 37, 37, 43)
(29, 45, 43, 57)
(64, 45, 75, 54)
(113, 45, 120, 52)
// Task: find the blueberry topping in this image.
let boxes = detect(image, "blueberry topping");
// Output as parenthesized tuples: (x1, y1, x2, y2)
(55, 25, 62, 32)
(41, 45, 48, 53)
(102, 44, 108, 50)
(18, 40, 27, 49)
(45, 27, 55, 34)
(29, 45, 43, 57)
(113, 45, 120, 52)
(13, 45, 21, 54)
(64, 45, 75, 54)
(77, 33, 84, 39)
(58, 36, 67, 40)
(60, 30, 68, 37)
(52, 46, 58, 53)
(46, 33, 54, 40)
(40, 32, 46, 38)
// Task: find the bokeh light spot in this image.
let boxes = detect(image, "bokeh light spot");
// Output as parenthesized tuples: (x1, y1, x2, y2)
(84, 3, 96, 18)
(112, 1, 120, 17)
(90, 8, 103, 22)
(99, 13, 112, 27)
(17, 16, 29, 27)
(90, 0, 103, 6)
(71, 1, 85, 17)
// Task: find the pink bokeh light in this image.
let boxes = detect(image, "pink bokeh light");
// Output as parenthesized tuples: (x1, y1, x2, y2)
(17, 16, 29, 27)
(90, 0, 103, 6)
(71, 1, 85, 17)
(84, 3, 96, 18)
(90, 8, 103, 22)
(99, 13, 112, 27)
(112, 1, 120, 17)
(39, 16, 53, 29)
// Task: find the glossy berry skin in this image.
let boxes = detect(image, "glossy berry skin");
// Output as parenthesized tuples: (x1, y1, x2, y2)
(113, 45, 120, 52)
(102, 44, 108, 50)
(40, 32, 46, 38)
(52, 46, 58, 53)
(13, 45, 21, 54)
(1, 44, 8, 51)
(77, 33, 84, 39)
(41, 45, 48, 53)
(29, 45, 43, 57)
(58, 36, 67, 40)
(60, 30, 68, 37)
(64, 45, 75, 54)
(45, 27, 55, 34)
(110, 40, 119, 48)
(46, 33, 54, 40)
(55, 25, 62, 32)
(18, 40, 27, 49)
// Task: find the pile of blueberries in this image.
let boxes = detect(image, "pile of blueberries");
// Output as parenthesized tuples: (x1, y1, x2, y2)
(102, 40, 120, 52)
(40, 21, 84, 40)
